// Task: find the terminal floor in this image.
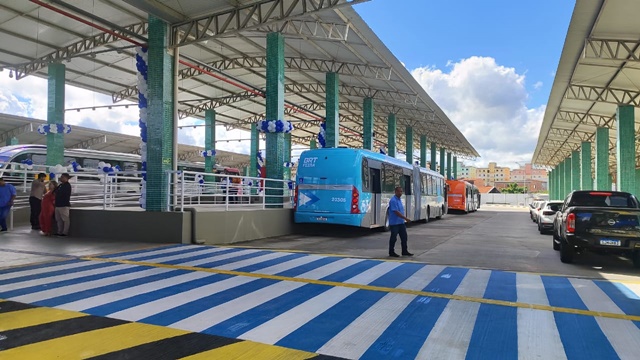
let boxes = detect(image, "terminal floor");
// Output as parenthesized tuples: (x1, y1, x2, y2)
(1, 207, 640, 359)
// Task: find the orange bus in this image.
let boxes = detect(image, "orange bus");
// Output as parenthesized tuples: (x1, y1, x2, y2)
(446, 179, 479, 213)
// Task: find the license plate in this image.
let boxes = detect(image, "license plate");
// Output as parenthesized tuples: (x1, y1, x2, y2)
(600, 239, 621, 246)
(316, 216, 328, 221)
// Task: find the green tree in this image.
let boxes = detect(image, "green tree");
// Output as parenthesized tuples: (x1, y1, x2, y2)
(502, 183, 526, 194)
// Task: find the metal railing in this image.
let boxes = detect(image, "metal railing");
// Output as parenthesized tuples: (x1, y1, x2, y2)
(166, 170, 294, 212)
(1, 162, 295, 229)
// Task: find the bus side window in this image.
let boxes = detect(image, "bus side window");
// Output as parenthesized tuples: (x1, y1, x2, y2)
(361, 158, 370, 192)
(370, 168, 381, 194)
(404, 175, 412, 195)
(32, 154, 46, 165)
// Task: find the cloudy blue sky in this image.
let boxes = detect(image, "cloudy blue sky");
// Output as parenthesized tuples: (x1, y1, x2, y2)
(0, 0, 575, 169)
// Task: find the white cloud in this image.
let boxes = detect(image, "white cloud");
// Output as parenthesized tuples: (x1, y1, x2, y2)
(533, 81, 543, 90)
(411, 56, 545, 169)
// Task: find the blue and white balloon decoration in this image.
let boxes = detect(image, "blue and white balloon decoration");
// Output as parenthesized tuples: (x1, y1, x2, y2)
(283, 162, 295, 168)
(37, 124, 72, 135)
(258, 119, 293, 133)
(202, 150, 216, 157)
(20, 159, 34, 170)
(136, 46, 148, 209)
(317, 122, 326, 148)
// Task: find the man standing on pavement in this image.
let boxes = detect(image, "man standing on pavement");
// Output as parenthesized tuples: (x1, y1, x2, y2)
(0, 177, 17, 232)
(388, 186, 413, 257)
(29, 173, 47, 230)
(54, 173, 73, 236)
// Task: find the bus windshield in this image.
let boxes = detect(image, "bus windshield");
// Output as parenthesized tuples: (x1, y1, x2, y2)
(297, 151, 359, 185)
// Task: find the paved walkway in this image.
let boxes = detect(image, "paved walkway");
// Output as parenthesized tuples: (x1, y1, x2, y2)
(2, 243, 640, 359)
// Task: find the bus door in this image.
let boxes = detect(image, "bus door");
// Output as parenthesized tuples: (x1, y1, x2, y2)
(403, 173, 412, 220)
(369, 162, 382, 224)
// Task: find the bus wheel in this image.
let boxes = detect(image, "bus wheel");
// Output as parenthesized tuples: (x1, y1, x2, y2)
(422, 207, 429, 223)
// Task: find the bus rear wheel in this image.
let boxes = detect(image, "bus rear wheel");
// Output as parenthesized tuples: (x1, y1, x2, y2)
(383, 213, 390, 232)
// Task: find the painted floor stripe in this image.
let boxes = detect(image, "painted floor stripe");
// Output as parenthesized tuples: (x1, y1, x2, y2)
(516, 273, 566, 360)
(317, 265, 446, 358)
(542, 276, 619, 360)
(80, 256, 640, 323)
(417, 268, 491, 359)
(0, 307, 86, 331)
(571, 278, 640, 360)
(178, 341, 318, 360)
(0, 322, 189, 358)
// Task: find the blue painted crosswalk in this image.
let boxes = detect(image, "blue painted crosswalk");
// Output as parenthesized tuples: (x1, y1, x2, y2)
(1, 244, 640, 359)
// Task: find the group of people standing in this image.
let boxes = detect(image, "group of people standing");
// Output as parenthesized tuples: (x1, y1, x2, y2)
(28, 173, 72, 236)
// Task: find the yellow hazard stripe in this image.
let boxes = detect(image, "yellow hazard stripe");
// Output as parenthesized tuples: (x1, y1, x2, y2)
(0, 322, 189, 359)
(179, 341, 316, 360)
(0, 308, 86, 331)
(82, 256, 640, 322)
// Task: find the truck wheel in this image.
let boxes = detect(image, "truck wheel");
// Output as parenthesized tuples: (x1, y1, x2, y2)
(633, 251, 640, 268)
(553, 238, 560, 251)
(560, 241, 574, 263)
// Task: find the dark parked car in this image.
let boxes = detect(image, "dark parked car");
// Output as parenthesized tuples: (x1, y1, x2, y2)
(553, 190, 640, 267)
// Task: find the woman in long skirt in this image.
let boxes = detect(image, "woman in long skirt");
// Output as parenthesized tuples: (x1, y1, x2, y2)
(39, 181, 57, 236)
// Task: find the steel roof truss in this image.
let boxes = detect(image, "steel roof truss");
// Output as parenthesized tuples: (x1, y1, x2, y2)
(565, 84, 640, 107)
(258, 19, 351, 41)
(583, 38, 640, 62)
(70, 135, 108, 149)
(0, 123, 34, 143)
(171, 0, 370, 47)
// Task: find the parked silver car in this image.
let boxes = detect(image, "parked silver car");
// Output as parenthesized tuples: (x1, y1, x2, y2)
(537, 201, 563, 234)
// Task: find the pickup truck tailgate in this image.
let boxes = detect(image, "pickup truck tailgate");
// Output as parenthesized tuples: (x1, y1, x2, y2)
(572, 208, 640, 246)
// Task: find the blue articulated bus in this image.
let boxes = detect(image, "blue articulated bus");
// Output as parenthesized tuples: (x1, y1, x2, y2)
(294, 148, 447, 229)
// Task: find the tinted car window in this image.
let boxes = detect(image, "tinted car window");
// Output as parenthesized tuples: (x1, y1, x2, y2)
(569, 192, 638, 208)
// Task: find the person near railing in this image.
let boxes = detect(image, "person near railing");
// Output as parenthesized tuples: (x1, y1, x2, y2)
(54, 173, 73, 237)
(39, 181, 57, 236)
(0, 177, 17, 232)
(29, 173, 47, 230)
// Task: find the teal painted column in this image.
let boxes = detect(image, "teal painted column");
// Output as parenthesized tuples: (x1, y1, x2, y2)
(439, 148, 445, 176)
(265, 32, 286, 207)
(249, 123, 258, 177)
(430, 142, 437, 171)
(453, 156, 458, 180)
(571, 150, 580, 191)
(617, 105, 636, 193)
(420, 135, 427, 168)
(446, 152, 452, 179)
(363, 97, 374, 150)
(405, 126, 413, 164)
(325, 72, 339, 148)
(558, 162, 565, 199)
(387, 113, 396, 157)
(310, 138, 317, 149)
(564, 157, 572, 196)
(549, 169, 554, 199)
(146, 16, 174, 211)
(580, 141, 592, 190)
(595, 127, 610, 190)
(6, 137, 18, 146)
(284, 133, 292, 180)
(204, 110, 216, 175)
(46, 63, 65, 166)
(635, 169, 640, 197)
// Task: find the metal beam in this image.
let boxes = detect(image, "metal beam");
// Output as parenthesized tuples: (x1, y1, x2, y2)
(69, 135, 108, 149)
(583, 38, 640, 62)
(257, 20, 351, 41)
(171, 0, 370, 47)
(556, 110, 616, 128)
(565, 84, 640, 107)
(179, 56, 391, 80)
(0, 123, 34, 143)
(178, 91, 262, 119)
(14, 22, 148, 80)
(285, 83, 421, 107)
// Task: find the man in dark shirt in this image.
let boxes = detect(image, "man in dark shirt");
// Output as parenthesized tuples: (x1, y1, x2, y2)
(54, 173, 73, 236)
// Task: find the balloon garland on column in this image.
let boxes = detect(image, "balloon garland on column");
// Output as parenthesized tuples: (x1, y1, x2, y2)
(135, 46, 148, 209)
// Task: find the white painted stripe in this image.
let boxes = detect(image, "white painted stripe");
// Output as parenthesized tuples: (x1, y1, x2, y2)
(135, 247, 229, 264)
(620, 283, 640, 299)
(0, 261, 100, 280)
(108, 275, 257, 321)
(318, 265, 445, 359)
(255, 254, 326, 275)
(241, 262, 403, 344)
(112, 245, 200, 260)
(0, 264, 133, 293)
(108, 256, 358, 322)
(417, 269, 491, 359)
(517, 273, 566, 360)
(57, 271, 213, 311)
(9, 267, 174, 303)
(169, 258, 365, 332)
(214, 251, 293, 271)
(570, 278, 640, 360)
(178, 248, 263, 267)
